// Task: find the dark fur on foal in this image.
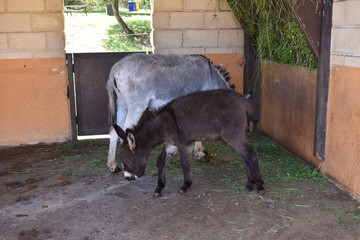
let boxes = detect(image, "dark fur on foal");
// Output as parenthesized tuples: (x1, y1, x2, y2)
(114, 89, 264, 197)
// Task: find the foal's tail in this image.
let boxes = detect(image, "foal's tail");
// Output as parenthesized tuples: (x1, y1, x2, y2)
(106, 70, 117, 125)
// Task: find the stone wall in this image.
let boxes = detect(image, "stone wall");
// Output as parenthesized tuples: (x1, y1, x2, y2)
(0, 0, 70, 145)
(331, 0, 360, 67)
(151, 0, 243, 55)
(0, 0, 65, 59)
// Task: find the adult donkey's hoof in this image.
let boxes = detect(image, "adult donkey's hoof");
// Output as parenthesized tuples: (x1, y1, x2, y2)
(110, 166, 122, 173)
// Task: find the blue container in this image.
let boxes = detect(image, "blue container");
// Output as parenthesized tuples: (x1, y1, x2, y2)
(128, 2, 135, 11)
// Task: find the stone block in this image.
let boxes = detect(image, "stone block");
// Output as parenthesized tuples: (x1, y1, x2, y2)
(332, 1, 346, 26)
(205, 47, 243, 54)
(332, 28, 360, 55)
(152, 30, 183, 47)
(0, 14, 31, 32)
(8, 33, 46, 50)
(33, 50, 66, 58)
(184, 30, 217, 47)
(7, 0, 44, 12)
(330, 54, 344, 66)
(204, 11, 240, 29)
(184, 0, 216, 10)
(0, 51, 33, 59)
(46, 0, 64, 11)
(171, 47, 205, 55)
(153, 0, 183, 11)
(0, 33, 7, 50)
(347, 1, 360, 26)
(152, 48, 171, 54)
(170, 12, 203, 29)
(0, 0, 5, 12)
(46, 32, 65, 49)
(218, 29, 244, 47)
(152, 12, 170, 29)
(344, 55, 360, 68)
(219, 1, 231, 11)
(31, 13, 64, 32)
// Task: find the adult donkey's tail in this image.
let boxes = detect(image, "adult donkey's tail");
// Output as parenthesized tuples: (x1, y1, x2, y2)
(106, 70, 117, 125)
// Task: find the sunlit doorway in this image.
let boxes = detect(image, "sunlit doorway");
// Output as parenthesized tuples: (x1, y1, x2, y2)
(64, 0, 152, 53)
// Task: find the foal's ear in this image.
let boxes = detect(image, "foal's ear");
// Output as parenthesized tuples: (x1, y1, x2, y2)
(113, 124, 127, 142)
(126, 129, 136, 150)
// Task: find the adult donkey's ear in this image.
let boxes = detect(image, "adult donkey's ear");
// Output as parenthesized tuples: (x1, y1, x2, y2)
(113, 124, 127, 143)
(126, 129, 136, 150)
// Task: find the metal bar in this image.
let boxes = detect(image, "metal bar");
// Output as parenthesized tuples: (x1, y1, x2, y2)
(313, 0, 333, 160)
(66, 53, 77, 141)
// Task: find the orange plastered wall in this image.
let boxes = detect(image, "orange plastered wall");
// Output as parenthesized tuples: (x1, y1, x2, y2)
(324, 65, 360, 200)
(0, 58, 71, 145)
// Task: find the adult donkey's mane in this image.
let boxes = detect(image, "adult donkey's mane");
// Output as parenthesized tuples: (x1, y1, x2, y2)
(189, 55, 234, 88)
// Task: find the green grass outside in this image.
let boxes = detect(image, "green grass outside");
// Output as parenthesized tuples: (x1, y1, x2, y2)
(103, 19, 152, 51)
(65, 10, 151, 52)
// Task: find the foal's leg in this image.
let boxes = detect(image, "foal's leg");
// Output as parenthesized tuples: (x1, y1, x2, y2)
(239, 141, 264, 194)
(153, 145, 178, 197)
(179, 145, 193, 194)
(223, 133, 264, 194)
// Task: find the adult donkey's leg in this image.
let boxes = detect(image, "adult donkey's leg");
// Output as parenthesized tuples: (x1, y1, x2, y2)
(108, 128, 121, 172)
(107, 100, 127, 173)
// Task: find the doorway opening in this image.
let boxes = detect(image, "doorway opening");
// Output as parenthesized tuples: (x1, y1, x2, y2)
(64, 0, 152, 53)
(64, 0, 152, 140)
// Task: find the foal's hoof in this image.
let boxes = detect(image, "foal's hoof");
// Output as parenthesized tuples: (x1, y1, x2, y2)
(178, 189, 187, 194)
(258, 189, 265, 195)
(110, 166, 122, 173)
(257, 186, 265, 195)
(199, 155, 210, 163)
(153, 192, 162, 198)
(245, 184, 254, 193)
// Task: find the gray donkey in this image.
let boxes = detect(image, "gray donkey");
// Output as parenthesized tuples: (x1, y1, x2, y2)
(113, 89, 264, 197)
(106, 54, 232, 173)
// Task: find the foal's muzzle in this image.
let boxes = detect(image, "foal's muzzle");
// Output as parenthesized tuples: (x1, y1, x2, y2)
(124, 171, 136, 181)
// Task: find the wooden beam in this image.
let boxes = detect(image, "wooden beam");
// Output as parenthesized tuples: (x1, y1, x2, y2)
(313, 0, 333, 160)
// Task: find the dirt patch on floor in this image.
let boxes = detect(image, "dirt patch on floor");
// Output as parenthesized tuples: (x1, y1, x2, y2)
(0, 135, 359, 240)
